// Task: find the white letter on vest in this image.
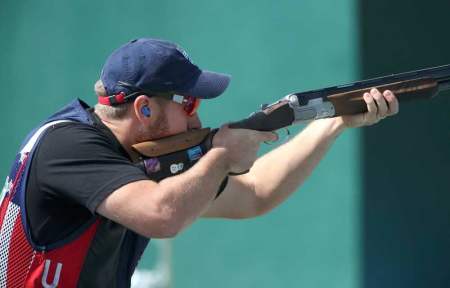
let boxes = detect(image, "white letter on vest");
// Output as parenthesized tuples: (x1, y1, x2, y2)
(41, 260, 62, 288)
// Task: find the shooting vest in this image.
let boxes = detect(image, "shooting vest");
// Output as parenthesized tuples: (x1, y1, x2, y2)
(0, 99, 149, 287)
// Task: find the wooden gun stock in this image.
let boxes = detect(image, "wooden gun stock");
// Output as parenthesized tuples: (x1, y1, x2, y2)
(132, 128, 211, 157)
(328, 78, 439, 116)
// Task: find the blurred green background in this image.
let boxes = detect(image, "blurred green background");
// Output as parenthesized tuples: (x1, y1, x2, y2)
(360, 1, 450, 287)
(0, 0, 448, 287)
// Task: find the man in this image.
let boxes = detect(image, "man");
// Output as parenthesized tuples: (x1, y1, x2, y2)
(0, 38, 398, 287)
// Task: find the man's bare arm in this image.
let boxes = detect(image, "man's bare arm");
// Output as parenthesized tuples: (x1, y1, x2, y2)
(96, 127, 276, 238)
(203, 89, 399, 218)
(97, 148, 230, 238)
(202, 118, 344, 218)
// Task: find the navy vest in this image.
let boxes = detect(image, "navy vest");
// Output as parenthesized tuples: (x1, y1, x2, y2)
(0, 99, 149, 287)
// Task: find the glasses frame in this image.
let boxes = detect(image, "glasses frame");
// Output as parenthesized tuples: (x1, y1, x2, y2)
(117, 81, 201, 116)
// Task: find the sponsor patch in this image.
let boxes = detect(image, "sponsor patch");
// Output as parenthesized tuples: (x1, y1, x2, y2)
(143, 158, 161, 174)
(170, 163, 184, 174)
(187, 146, 203, 162)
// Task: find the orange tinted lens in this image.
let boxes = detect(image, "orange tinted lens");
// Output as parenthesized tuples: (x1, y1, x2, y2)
(183, 96, 201, 116)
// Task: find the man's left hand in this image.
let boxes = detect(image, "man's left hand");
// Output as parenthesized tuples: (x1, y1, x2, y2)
(340, 88, 399, 128)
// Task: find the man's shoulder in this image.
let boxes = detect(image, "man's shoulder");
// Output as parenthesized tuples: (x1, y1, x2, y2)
(36, 121, 115, 159)
(45, 120, 98, 133)
(44, 120, 101, 140)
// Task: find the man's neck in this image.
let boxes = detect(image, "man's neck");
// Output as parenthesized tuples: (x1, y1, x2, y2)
(94, 112, 141, 161)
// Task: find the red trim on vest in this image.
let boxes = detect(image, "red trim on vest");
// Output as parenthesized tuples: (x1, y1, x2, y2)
(0, 194, 10, 230)
(24, 219, 101, 287)
(6, 214, 34, 286)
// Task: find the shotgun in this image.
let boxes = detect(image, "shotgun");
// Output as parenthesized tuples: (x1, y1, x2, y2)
(133, 64, 450, 179)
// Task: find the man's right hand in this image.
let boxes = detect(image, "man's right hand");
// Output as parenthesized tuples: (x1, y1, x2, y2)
(212, 125, 278, 173)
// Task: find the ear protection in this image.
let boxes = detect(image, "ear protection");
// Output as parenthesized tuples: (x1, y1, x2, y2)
(141, 106, 151, 117)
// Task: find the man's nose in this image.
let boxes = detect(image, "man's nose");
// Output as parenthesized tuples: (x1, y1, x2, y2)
(188, 113, 202, 129)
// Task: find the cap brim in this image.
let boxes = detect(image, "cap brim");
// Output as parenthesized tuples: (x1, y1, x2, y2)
(176, 70, 231, 99)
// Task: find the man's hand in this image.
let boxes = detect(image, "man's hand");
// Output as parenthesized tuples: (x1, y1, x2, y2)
(340, 88, 399, 128)
(212, 125, 278, 173)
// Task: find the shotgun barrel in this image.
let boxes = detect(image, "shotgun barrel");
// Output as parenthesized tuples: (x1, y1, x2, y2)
(229, 64, 450, 131)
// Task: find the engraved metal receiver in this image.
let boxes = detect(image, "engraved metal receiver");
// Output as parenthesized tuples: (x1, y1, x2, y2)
(283, 94, 335, 123)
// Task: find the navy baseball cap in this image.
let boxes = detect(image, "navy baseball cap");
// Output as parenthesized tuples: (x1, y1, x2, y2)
(100, 38, 231, 105)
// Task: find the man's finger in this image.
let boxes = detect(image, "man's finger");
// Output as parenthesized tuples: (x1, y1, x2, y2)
(364, 92, 378, 123)
(371, 88, 388, 118)
(383, 90, 399, 115)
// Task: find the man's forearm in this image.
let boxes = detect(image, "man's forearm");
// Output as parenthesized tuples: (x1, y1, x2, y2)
(246, 117, 346, 213)
(97, 147, 231, 239)
(156, 147, 230, 232)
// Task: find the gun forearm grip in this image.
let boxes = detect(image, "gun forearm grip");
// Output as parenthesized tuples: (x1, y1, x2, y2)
(327, 78, 439, 116)
(228, 102, 295, 131)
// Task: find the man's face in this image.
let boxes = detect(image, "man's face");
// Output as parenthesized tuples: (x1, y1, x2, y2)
(163, 99, 202, 134)
(138, 98, 202, 141)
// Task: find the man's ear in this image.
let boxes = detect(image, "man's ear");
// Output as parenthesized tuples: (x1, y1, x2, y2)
(133, 95, 154, 122)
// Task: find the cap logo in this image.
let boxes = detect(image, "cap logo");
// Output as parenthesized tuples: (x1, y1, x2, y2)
(177, 47, 193, 64)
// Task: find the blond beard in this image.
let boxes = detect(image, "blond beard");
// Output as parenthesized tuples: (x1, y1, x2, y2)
(137, 111, 169, 141)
